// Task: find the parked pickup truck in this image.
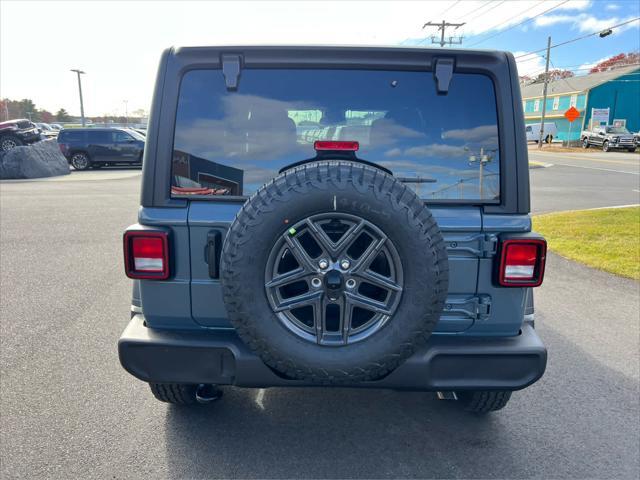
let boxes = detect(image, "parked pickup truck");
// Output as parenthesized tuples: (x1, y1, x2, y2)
(581, 125, 637, 152)
(118, 45, 548, 415)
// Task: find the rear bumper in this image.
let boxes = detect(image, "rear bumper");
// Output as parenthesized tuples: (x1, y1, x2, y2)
(119, 314, 547, 391)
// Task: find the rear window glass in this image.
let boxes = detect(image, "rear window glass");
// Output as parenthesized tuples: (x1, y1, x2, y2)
(88, 131, 112, 143)
(172, 69, 500, 201)
(59, 130, 85, 142)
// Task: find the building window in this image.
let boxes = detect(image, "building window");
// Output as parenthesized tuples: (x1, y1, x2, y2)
(534, 99, 540, 112)
(553, 96, 560, 110)
(570, 94, 577, 107)
(522, 101, 526, 111)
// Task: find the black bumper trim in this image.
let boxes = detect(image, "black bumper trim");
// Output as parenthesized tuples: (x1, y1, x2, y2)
(119, 315, 547, 390)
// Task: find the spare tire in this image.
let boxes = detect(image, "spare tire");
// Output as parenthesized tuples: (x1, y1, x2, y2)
(221, 161, 448, 383)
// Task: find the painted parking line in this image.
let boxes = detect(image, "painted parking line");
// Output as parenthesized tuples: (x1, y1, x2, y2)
(531, 153, 640, 166)
(551, 163, 639, 175)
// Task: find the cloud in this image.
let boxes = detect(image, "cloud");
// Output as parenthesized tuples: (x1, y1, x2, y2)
(605, 4, 620, 10)
(534, 13, 639, 33)
(404, 144, 468, 158)
(441, 125, 498, 142)
(513, 51, 547, 77)
(577, 55, 611, 73)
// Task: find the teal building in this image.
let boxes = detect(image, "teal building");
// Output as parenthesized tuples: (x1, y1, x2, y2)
(520, 65, 640, 141)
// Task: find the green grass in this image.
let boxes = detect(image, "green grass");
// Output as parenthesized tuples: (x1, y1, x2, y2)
(533, 206, 640, 280)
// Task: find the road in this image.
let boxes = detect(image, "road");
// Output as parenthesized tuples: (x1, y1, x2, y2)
(529, 149, 639, 213)
(1, 154, 639, 479)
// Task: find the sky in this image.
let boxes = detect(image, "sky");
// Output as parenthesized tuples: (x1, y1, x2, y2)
(1, 0, 639, 117)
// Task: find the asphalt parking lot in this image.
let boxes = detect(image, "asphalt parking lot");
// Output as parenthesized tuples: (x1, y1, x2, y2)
(1, 151, 639, 479)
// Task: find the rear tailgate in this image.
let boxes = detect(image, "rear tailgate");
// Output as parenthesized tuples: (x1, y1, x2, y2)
(188, 203, 483, 334)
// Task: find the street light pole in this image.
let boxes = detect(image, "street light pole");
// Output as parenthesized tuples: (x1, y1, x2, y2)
(70, 69, 86, 127)
(123, 100, 128, 127)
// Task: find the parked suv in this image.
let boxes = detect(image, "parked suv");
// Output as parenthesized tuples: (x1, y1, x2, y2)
(57, 128, 145, 170)
(119, 46, 547, 414)
(0, 119, 41, 151)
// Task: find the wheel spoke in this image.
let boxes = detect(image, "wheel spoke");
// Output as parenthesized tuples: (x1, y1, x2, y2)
(341, 298, 354, 344)
(273, 290, 323, 312)
(344, 290, 393, 315)
(306, 218, 366, 257)
(265, 267, 308, 288)
(351, 234, 387, 273)
(355, 269, 402, 292)
(284, 235, 317, 272)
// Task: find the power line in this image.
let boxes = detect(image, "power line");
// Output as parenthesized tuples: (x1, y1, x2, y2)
(466, 0, 507, 22)
(467, 0, 567, 47)
(438, 0, 462, 18)
(452, 0, 496, 22)
(550, 59, 579, 90)
(515, 17, 640, 58)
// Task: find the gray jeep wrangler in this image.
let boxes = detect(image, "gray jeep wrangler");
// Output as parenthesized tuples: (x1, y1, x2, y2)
(119, 46, 547, 414)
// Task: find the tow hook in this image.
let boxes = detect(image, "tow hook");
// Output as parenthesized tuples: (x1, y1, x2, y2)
(195, 384, 223, 404)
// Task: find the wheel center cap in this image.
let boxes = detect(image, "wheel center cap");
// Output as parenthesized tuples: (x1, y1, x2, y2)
(324, 269, 343, 297)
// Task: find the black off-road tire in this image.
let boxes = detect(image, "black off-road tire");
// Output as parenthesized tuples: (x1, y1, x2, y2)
(221, 161, 449, 384)
(456, 390, 512, 414)
(149, 383, 197, 404)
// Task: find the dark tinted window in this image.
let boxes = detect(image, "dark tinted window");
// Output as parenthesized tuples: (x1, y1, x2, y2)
(172, 69, 500, 200)
(59, 130, 85, 143)
(113, 130, 134, 142)
(87, 131, 112, 143)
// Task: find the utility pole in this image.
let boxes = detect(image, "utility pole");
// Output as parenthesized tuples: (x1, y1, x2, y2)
(70, 69, 86, 127)
(423, 20, 465, 47)
(537, 36, 551, 149)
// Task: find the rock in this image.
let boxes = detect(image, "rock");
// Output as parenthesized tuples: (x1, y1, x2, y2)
(0, 140, 70, 179)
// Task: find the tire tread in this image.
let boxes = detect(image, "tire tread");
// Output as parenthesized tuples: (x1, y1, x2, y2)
(148, 383, 197, 404)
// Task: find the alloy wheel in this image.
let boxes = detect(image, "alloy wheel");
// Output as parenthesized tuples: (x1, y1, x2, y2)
(265, 213, 403, 346)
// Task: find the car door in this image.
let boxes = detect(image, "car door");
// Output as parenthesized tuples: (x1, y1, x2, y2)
(591, 129, 605, 146)
(86, 130, 116, 161)
(113, 130, 141, 163)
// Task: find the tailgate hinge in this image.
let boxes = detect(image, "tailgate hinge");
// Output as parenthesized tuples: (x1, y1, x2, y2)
(222, 54, 243, 91)
(443, 295, 491, 321)
(446, 234, 497, 258)
(434, 57, 455, 95)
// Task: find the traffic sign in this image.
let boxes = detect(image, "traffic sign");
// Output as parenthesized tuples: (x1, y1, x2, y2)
(564, 106, 580, 123)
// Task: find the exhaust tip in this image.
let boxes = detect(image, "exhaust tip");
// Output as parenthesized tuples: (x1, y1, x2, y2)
(195, 384, 223, 404)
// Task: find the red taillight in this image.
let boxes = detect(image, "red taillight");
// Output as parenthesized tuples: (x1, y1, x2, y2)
(123, 231, 170, 280)
(58, 143, 68, 154)
(314, 140, 359, 151)
(498, 239, 546, 287)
